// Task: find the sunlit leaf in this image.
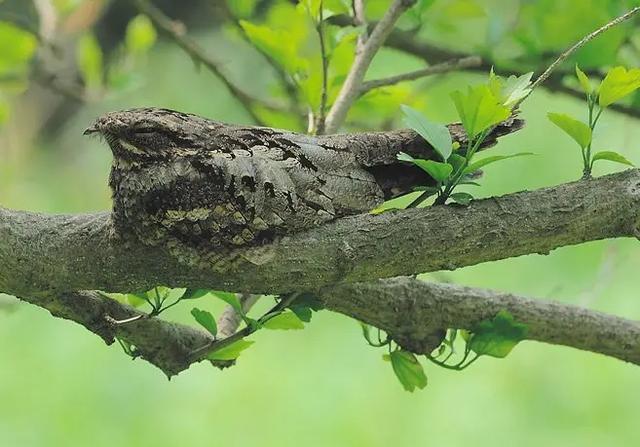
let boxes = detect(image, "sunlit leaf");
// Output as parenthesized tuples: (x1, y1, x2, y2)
(263, 311, 305, 330)
(464, 152, 534, 175)
(400, 105, 452, 161)
(180, 289, 210, 300)
(501, 72, 533, 106)
(397, 152, 453, 183)
(591, 151, 635, 167)
(575, 64, 594, 95)
(207, 339, 254, 361)
(469, 310, 528, 358)
(547, 112, 592, 149)
(489, 70, 533, 107)
(239, 20, 307, 75)
(451, 85, 510, 138)
(76, 33, 103, 89)
(125, 15, 157, 54)
(387, 350, 428, 392)
(449, 192, 474, 205)
(599, 66, 640, 107)
(226, 0, 260, 18)
(0, 22, 37, 75)
(191, 308, 218, 337)
(211, 291, 243, 314)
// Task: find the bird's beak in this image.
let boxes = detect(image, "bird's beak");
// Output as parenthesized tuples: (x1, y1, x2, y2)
(83, 124, 99, 135)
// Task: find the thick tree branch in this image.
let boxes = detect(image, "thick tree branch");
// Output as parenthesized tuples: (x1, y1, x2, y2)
(1, 169, 639, 297)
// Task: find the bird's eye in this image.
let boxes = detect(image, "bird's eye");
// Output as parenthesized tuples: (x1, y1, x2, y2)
(134, 128, 156, 135)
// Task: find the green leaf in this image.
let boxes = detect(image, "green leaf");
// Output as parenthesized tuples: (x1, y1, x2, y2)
(449, 192, 474, 205)
(469, 310, 528, 358)
(190, 308, 218, 337)
(448, 153, 467, 173)
(290, 305, 313, 322)
(397, 152, 453, 183)
(126, 293, 148, 308)
(207, 339, 254, 361)
(575, 64, 593, 95)
(400, 105, 453, 161)
(239, 20, 307, 75)
(361, 323, 375, 346)
(263, 311, 305, 330)
(388, 350, 428, 392)
(547, 112, 592, 149)
(125, 15, 156, 54)
(464, 152, 534, 175)
(225, 0, 260, 18)
(76, 33, 103, 89)
(180, 288, 210, 300)
(451, 84, 510, 138)
(0, 22, 38, 75)
(500, 72, 533, 106)
(591, 151, 635, 167)
(599, 66, 640, 107)
(211, 291, 243, 314)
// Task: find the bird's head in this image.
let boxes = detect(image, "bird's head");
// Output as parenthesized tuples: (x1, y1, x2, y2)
(84, 107, 215, 160)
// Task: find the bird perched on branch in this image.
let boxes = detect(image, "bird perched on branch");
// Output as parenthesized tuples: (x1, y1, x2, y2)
(85, 108, 523, 250)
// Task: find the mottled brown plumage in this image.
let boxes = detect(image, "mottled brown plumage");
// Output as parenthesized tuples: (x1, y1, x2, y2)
(85, 107, 523, 250)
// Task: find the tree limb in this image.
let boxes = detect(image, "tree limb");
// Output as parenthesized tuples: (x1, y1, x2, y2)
(321, 278, 640, 365)
(13, 276, 640, 378)
(1, 169, 639, 297)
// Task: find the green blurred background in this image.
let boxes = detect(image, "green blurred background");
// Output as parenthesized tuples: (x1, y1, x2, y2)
(1, 0, 639, 446)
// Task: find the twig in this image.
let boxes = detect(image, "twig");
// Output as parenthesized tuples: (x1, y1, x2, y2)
(527, 6, 640, 95)
(324, 0, 417, 133)
(33, 0, 58, 42)
(131, 0, 276, 125)
(314, 3, 330, 135)
(216, 293, 261, 338)
(359, 56, 482, 95)
(189, 293, 300, 362)
(352, 0, 368, 51)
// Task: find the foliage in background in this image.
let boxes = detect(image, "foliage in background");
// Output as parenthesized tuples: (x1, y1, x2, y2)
(1, 0, 639, 394)
(548, 65, 638, 177)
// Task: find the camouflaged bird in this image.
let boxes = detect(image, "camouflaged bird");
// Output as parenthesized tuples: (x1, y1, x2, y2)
(85, 108, 523, 250)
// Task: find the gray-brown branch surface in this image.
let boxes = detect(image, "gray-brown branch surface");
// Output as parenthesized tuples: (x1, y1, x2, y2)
(2, 139, 640, 377)
(2, 169, 639, 296)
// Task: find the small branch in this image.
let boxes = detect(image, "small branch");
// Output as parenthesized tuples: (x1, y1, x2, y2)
(324, 0, 417, 133)
(131, 0, 277, 126)
(13, 278, 640, 377)
(216, 293, 261, 338)
(352, 0, 368, 51)
(331, 14, 640, 120)
(314, 4, 330, 135)
(528, 6, 640, 94)
(359, 56, 482, 95)
(321, 278, 640, 365)
(189, 293, 299, 362)
(33, 0, 58, 42)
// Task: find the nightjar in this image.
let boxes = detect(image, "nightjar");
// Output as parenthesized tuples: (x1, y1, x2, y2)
(85, 108, 522, 250)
